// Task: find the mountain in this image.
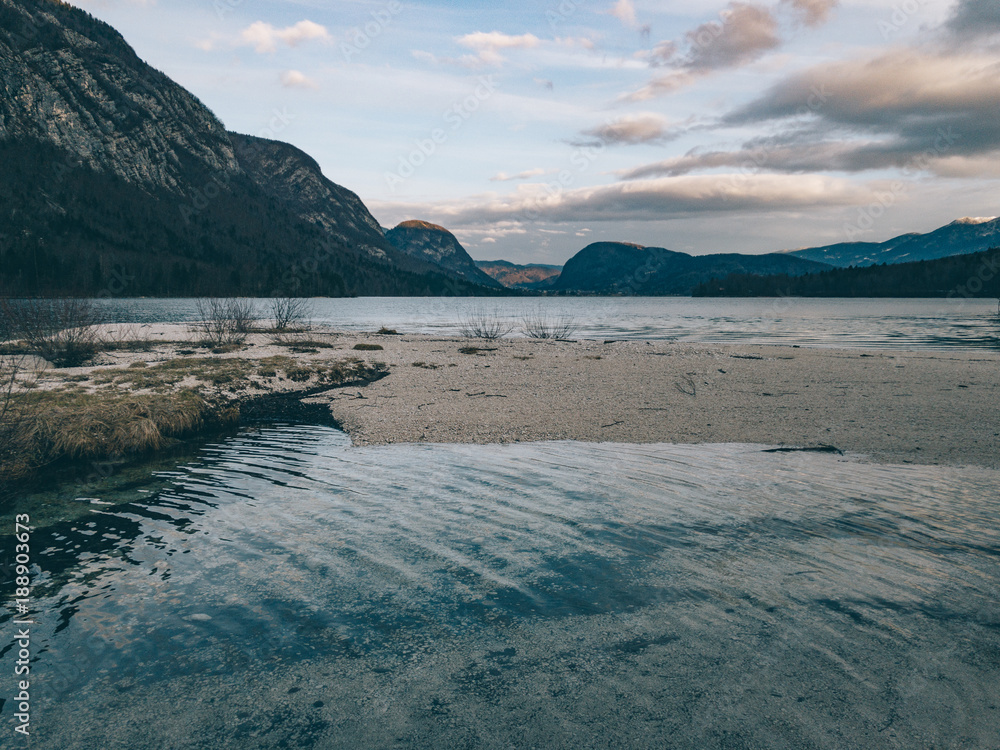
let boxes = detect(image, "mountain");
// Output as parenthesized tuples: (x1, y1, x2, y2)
(0, 0, 492, 297)
(694, 247, 1000, 298)
(475, 260, 562, 290)
(784, 235, 919, 267)
(786, 217, 1000, 267)
(553, 242, 831, 295)
(384, 221, 503, 289)
(229, 134, 390, 261)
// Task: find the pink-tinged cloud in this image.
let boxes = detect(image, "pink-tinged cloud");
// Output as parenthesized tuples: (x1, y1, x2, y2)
(239, 21, 331, 54)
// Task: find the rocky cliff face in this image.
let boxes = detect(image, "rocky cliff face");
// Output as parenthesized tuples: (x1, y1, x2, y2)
(554, 241, 831, 295)
(0, 0, 239, 190)
(385, 221, 503, 288)
(0, 0, 492, 296)
(230, 134, 388, 260)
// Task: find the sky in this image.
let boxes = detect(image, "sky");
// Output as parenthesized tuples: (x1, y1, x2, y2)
(71, 0, 1000, 265)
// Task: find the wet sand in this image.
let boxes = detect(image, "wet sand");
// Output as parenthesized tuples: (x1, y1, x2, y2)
(312, 334, 1000, 469)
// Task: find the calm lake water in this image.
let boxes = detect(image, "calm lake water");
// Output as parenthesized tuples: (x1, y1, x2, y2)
(97, 297, 1000, 351)
(6, 425, 999, 748)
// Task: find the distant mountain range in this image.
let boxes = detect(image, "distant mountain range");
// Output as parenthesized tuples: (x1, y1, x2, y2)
(550, 242, 830, 295)
(385, 221, 502, 289)
(785, 217, 1000, 267)
(0, 0, 493, 297)
(475, 261, 562, 290)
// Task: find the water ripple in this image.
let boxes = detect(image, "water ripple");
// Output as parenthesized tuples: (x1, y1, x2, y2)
(7, 426, 1000, 748)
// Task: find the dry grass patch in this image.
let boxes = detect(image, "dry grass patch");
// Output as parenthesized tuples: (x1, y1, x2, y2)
(1, 389, 234, 482)
(0, 349, 388, 485)
(92, 357, 258, 390)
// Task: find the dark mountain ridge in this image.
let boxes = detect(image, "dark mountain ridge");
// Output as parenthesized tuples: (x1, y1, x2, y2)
(0, 0, 493, 297)
(553, 242, 831, 295)
(694, 247, 1000, 298)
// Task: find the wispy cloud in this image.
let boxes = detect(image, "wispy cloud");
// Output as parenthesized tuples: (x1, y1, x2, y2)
(608, 0, 638, 29)
(578, 113, 673, 146)
(239, 20, 331, 54)
(491, 168, 550, 182)
(620, 43, 1000, 181)
(280, 70, 318, 89)
(373, 174, 874, 227)
(198, 20, 332, 54)
(780, 0, 838, 28)
(455, 31, 541, 67)
(624, 0, 838, 101)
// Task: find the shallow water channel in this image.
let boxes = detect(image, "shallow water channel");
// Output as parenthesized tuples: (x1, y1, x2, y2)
(3, 425, 999, 748)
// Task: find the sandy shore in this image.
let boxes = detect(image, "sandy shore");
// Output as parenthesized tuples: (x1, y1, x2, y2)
(33, 324, 1000, 470)
(315, 333, 1000, 469)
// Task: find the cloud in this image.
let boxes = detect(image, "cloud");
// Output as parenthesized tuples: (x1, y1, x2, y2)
(579, 113, 673, 145)
(280, 70, 318, 89)
(624, 3, 781, 100)
(618, 48, 1000, 180)
(780, 0, 838, 28)
(726, 50, 1000, 140)
(609, 0, 639, 29)
(491, 169, 550, 182)
(624, 0, 842, 100)
(685, 3, 781, 71)
(618, 141, 889, 179)
(455, 31, 541, 67)
(646, 41, 678, 67)
(233, 21, 331, 54)
(372, 174, 873, 227)
(946, 0, 1000, 39)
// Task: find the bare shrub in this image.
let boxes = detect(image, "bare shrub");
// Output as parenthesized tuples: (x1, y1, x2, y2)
(521, 309, 578, 340)
(269, 297, 313, 332)
(99, 322, 155, 352)
(192, 298, 260, 347)
(0, 297, 104, 367)
(228, 298, 260, 334)
(459, 306, 515, 340)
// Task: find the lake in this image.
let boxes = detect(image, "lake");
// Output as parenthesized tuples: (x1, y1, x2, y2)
(6, 425, 999, 748)
(95, 297, 1000, 352)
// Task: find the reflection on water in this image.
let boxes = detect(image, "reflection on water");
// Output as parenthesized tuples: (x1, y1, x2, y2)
(4, 426, 1000, 748)
(95, 296, 1000, 351)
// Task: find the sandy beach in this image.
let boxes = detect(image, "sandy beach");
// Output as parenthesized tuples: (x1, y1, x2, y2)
(31, 323, 998, 471)
(319, 333, 1000, 469)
